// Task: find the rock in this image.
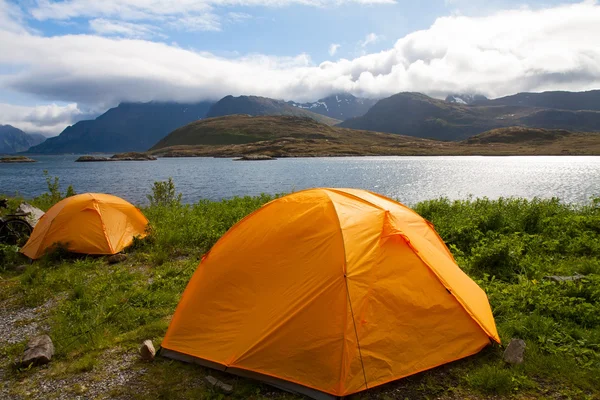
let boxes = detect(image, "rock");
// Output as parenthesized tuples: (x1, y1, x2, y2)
(76, 152, 157, 162)
(107, 253, 127, 264)
(503, 338, 526, 365)
(21, 335, 54, 367)
(543, 274, 585, 283)
(76, 155, 110, 162)
(17, 202, 45, 227)
(0, 156, 36, 163)
(205, 375, 233, 394)
(14, 264, 27, 273)
(139, 340, 155, 361)
(233, 154, 276, 161)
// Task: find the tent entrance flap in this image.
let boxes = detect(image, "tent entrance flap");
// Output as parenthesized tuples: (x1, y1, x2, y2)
(160, 348, 338, 400)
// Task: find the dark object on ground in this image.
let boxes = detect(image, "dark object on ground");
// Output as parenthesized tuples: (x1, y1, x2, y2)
(0, 200, 33, 247)
(205, 376, 233, 394)
(503, 338, 526, 364)
(140, 340, 155, 361)
(21, 335, 54, 367)
(233, 155, 276, 161)
(544, 274, 585, 282)
(76, 152, 157, 162)
(107, 254, 128, 264)
(0, 156, 36, 163)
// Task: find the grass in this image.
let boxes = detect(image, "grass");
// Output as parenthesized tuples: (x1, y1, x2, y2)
(1, 181, 599, 399)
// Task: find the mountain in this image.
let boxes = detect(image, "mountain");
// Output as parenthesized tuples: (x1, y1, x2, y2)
(339, 92, 600, 141)
(481, 90, 600, 110)
(0, 125, 46, 154)
(26, 101, 214, 154)
(445, 94, 488, 105)
(206, 95, 341, 125)
(149, 115, 600, 157)
(287, 93, 377, 120)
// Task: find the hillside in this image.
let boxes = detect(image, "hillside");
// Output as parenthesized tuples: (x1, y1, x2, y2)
(206, 95, 341, 126)
(0, 125, 46, 154)
(26, 101, 214, 154)
(480, 89, 600, 110)
(287, 93, 377, 120)
(149, 116, 600, 157)
(339, 92, 600, 141)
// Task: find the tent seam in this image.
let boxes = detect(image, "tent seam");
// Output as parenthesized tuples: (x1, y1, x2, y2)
(94, 201, 115, 254)
(323, 189, 369, 393)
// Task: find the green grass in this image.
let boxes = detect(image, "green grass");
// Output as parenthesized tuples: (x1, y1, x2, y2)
(1, 186, 599, 399)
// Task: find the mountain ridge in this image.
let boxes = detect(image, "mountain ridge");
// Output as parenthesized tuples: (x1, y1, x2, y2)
(0, 125, 46, 154)
(206, 95, 341, 126)
(339, 92, 600, 140)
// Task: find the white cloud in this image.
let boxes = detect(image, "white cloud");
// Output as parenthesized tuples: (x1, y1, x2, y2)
(29, 0, 396, 32)
(358, 33, 380, 47)
(0, 103, 83, 135)
(329, 43, 341, 56)
(227, 12, 252, 23)
(89, 19, 166, 38)
(1, 1, 600, 135)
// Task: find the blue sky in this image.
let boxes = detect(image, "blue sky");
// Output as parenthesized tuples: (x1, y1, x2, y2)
(0, 0, 598, 135)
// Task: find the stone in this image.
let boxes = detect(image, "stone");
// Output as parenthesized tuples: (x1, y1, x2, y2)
(107, 253, 128, 264)
(543, 274, 585, 283)
(14, 264, 27, 273)
(139, 340, 155, 361)
(21, 335, 54, 367)
(503, 338, 526, 365)
(16, 202, 45, 227)
(205, 375, 233, 394)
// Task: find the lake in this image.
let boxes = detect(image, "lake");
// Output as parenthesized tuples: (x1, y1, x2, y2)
(1, 155, 599, 206)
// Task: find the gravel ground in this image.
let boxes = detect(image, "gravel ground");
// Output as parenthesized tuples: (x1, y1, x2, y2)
(0, 298, 55, 346)
(1, 347, 146, 400)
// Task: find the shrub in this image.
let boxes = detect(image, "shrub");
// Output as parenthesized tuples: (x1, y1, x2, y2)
(147, 178, 182, 207)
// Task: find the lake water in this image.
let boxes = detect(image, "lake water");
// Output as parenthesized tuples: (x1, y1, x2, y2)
(1, 155, 599, 205)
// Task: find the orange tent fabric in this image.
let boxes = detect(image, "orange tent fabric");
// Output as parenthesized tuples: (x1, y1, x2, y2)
(21, 193, 148, 259)
(161, 188, 500, 398)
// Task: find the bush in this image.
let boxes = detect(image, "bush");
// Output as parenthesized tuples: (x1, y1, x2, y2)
(147, 177, 182, 207)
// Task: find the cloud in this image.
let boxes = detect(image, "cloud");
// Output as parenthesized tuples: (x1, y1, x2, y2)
(227, 12, 252, 23)
(89, 19, 166, 38)
(1, 1, 600, 135)
(329, 43, 341, 56)
(358, 33, 380, 47)
(28, 0, 396, 33)
(0, 103, 84, 135)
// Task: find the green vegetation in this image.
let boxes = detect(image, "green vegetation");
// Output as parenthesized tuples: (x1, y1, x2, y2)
(1, 181, 599, 399)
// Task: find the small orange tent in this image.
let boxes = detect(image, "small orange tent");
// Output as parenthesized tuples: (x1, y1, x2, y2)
(161, 188, 499, 399)
(21, 193, 148, 259)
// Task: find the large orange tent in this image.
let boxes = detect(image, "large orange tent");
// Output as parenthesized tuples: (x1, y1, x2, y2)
(161, 188, 500, 399)
(21, 193, 148, 259)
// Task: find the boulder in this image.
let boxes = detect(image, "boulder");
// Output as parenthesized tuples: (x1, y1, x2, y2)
(17, 203, 45, 227)
(205, 375, 233, 394)
(140, 340, 155, 361)
(503, 338, 526, 365)
(21, 335, 54, 367)
(107, 253, 128, 264)
(543, 274, 585, 283)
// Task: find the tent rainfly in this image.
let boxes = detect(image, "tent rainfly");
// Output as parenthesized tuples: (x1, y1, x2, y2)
(161, 188, 500, 399)
(21, 193, 148, 259)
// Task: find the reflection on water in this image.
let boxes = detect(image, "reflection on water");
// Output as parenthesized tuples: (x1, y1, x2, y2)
(1, 155, 599, 205)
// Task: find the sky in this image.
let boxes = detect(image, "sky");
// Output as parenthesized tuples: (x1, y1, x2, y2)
(0, 0, 599, 136)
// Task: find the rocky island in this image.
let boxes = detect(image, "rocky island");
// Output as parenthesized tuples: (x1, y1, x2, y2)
(76, 152, 157, 162)
(0, 155, 36, 163)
